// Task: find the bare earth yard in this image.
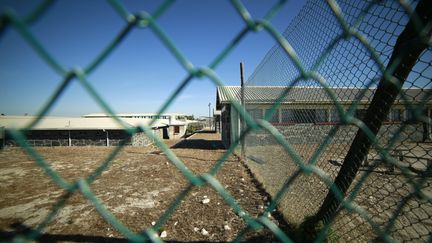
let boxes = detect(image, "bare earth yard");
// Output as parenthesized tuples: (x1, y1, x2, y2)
(245, 142, 432, 241)
(0, 132, 288, 242)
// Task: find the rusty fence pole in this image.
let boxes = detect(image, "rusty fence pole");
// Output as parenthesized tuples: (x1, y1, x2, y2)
(316, 0, 432, 225)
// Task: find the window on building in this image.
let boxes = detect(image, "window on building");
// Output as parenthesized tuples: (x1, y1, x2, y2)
(265, 109, 279, 123)
(281, 109, 316, 123)
(174, 126, 180, 134)
(330, 109, 341, 123)
(295, 109, 316, 123)
(247, 109, 263, 120)
(391, 109, 403, 122)
(315, 109, 328, 123)
(406, 108, 423, 124)
(355, 109, 367, 120)
(281, 109, 295, 123)
(279, 109, 330, 123)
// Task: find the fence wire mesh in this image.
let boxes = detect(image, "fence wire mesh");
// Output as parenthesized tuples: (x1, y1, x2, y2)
(0, 0, 431, 242)
(239, 0, 432, 241)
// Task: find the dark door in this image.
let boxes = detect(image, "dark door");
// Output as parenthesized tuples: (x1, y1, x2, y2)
(163, 127, 169, 139)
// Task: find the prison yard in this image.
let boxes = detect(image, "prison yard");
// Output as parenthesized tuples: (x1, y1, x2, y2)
(244, 142, 432, 241)
(1, 0, 432, 242)
(0, 132, 288, 242)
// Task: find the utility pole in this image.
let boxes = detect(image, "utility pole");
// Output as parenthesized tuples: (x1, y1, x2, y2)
(208, 102, 211, 129)
(240, 62, 245, 161)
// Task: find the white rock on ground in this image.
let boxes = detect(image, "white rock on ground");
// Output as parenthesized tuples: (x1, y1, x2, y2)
(224, 225, 231, 231)
(201, 228, 209, 236)
(193, 227, 199, 232)
(202, 198, 210, 204)
(151, 221, 156, 226)
(160, 231, 167, 238)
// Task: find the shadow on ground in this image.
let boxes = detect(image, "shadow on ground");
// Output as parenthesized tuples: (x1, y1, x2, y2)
(171, 139, 224, 150)
(171, 131, 224, 150)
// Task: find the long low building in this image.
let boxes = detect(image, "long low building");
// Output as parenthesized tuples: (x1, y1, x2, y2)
(0, 113, 190, 147)
(216, 86, 432, 147)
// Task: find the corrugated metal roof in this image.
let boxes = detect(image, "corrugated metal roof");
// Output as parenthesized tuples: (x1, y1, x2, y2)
(83, 113, 186, 117)
(0, 116, 171, 130)
(216, 86, 431, 107)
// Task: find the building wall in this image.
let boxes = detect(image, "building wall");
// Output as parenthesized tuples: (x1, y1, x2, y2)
(230, 105, 240, 146)
(221, 102, 431, 148)
(131, 132, 152, 146)
(0, 126, 4, 149)
(3, 129, 157, 147)
(153, 128, 164, 140)
(245, 123, 427, 146)
(214, 115, 221, 132)
(168, 125, 186, 140)
(244, 103, 422, 124)
(221, 104, 231, 148)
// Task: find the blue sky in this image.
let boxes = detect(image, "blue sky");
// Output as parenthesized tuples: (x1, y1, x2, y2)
(0, 0, 306, 117)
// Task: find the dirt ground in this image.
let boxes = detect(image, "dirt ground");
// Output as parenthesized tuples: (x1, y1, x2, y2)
(0, 132, 289, 242)
(244, 142, 432, 242)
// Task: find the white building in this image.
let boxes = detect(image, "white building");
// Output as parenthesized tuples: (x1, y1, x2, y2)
(0, 113, 191, 147)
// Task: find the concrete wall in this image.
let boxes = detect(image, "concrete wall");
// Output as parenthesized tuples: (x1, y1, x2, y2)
(221, 104, 231, 148)
(4, 129, 155, 147)
(245, 123, 426, 146)
(230, 105, 240, 146)
(221, 101, 429, 148)
(0, 126, 4, 149)
(131, 132, 152, 146)
(168, 125, 186, 140)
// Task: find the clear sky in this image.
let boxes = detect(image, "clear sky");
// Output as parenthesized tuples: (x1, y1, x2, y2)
(0, 0, 306, 117)
(246, 0, 432, 90)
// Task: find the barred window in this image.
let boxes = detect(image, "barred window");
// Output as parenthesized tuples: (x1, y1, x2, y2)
(331, 109, 341, 122)
(265, 109, 279, 123)
(295, 109, 315, 123)
(391, 109, 403, 122)
(355, 109, 367, 120)
(247, 109, 263, 120)
(315, 109, 328, 123)
(406, 109, 417, 123)
(281, 109, 295, 122)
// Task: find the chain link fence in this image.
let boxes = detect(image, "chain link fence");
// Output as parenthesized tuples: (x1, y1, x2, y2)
(1, 0, 431, 242)
(241, 0, 432, 241)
